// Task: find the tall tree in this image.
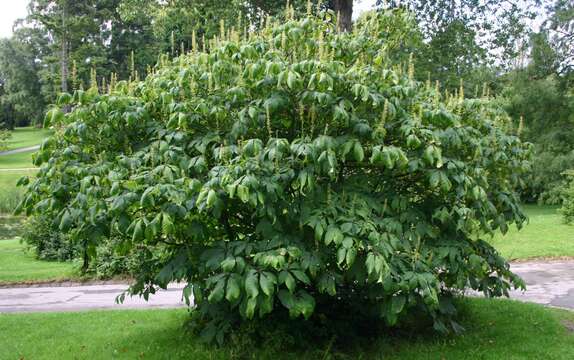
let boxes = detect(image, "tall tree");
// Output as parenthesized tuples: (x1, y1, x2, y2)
(545, 0, 573, 78)
(0, 27, 48, 126)
(331, 0, 354, 31)
(376, 0, 542, 89)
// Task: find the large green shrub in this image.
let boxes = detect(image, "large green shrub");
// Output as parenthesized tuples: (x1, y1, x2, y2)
(19, 10, 530, 341)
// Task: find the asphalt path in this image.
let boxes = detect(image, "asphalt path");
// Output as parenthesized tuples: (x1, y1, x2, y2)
(0, 145, 40, 157)
(0, 283, 187, 313)
(1, 260, 574, 313)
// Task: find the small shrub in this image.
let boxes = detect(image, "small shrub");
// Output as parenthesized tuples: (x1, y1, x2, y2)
(0, 125, 11, 151)
(87, 236, 150, 279)
(20, 9, 530, 342)
(21, 215, 75, 261)
(559, 170, 574, 224)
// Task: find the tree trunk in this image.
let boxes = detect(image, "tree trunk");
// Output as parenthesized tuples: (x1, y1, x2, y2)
(332, 0, 353, 32)
(60, 2, 68, 94)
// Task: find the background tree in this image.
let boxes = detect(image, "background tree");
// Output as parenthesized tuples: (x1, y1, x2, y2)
(545, 0, 573, 80)
(0, 28, 47, 126)
(376, 0, 542, 90)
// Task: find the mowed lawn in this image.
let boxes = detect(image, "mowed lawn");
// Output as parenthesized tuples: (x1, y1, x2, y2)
(0, 239, 76, 285)
(0, 171, 36, 214)
(2, 127, 52, 151)
(0, 151, 36, 169)
(489, 205, 574, 260)
(0, 298, 572, 359)
(0, 127, 47, 214)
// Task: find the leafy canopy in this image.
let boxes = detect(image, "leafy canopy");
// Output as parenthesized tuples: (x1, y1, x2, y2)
(20, 8, 530, 341)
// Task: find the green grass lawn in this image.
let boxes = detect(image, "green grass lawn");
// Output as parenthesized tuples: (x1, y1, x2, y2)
(3, 126, 52, 151)
(0, 170, 34, 188)
(0, 298, 572, 359)
(0, 151, 35, 169)
(489, 205, 574, 260)
(0, 127, 45, 214)
(0, 171, 36, 214)
(0, 239, 76, 285)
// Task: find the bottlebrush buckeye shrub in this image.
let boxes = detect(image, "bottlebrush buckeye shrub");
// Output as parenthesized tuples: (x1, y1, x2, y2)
(19, 10, 531, 341)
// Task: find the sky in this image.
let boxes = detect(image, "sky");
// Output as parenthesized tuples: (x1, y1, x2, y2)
(355, 0, 378, 19)
(0, 0, 381, 39)
(0, 0, 29, 38)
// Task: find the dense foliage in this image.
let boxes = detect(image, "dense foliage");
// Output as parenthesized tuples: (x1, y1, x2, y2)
(19, 10, 530, 340)
(2, 1, 570, 207)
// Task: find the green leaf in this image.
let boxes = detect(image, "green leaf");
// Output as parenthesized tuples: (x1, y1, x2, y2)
(429, 171, 441, 188)
(59, 211, 73, 232)
(206, 189, 218, 208)
(287, 71, 298, 89)
(346, 247, 357, 267)
(237, 185, 249, 203)
(245, 271, 259, 298)
(161, 213, 175, 236)
(279, 271, 296, 293)
(337, 248, 346, 266)
(324, 226, 343, 246)
(245, 296, 257, 319)
(140, 187, 156, 207)
(353, 142, 364, 162)
(297, 291, 316, 319)
(423, 146, 435, 165)
(291, 270, 310, 285)
(391, 295, 406, 314)
(226, 276, 241, 302)
(259, 295, 274, 317)
(221, 257, 236, 272)
(259, 271, 277, 297)
(132, 219, 144, 242)
(208, 279, 225, 303)
(278, 289, 295, 309)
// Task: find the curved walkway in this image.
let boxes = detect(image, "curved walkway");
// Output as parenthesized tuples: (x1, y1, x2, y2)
(0, 260, 573, 313)
(0, 283, 186, 313)
(0, 145, 40, 157)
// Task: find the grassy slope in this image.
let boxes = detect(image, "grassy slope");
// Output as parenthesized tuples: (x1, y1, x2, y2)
(0, 171, 35, 214)
(0, 239, 76, 285)
(0, 298, 572, 359)
(0, 127, 47, 214)
(489, 205, 574, 260)
(3, 127, 52, 151)
(0, 171, 35, 188)
(0, 151, 35, 169)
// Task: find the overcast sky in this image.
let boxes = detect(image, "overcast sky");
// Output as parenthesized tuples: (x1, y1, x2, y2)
(0, 0, 28, 38)
(0, 0, 379, 39)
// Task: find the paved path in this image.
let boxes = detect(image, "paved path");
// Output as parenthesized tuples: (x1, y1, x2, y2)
(0, 145, 40, 157)
(0, 168, 37, 172)
(507, 260, 574, 308)
(0, 283, 187, 313)
(0, 260, 573, 313)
